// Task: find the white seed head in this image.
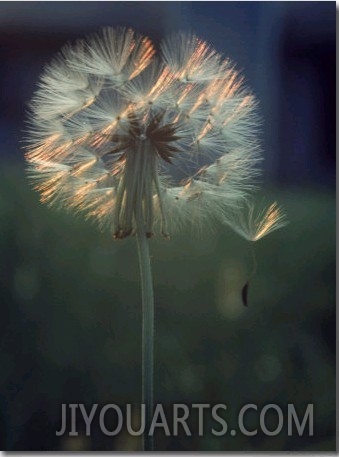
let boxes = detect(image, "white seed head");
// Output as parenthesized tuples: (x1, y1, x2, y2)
(25, 27, 285, 239)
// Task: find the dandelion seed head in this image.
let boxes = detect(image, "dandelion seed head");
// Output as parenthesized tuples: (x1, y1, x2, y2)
(25, 27, 285, 239)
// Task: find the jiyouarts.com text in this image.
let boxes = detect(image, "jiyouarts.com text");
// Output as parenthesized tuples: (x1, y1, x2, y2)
(56, 403, 313, 437)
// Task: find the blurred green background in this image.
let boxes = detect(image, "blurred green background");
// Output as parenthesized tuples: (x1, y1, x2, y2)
(0, 167, 335, 451)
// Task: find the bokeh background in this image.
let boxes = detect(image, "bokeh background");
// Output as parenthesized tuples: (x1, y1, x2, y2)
(0, 1, 335, 451)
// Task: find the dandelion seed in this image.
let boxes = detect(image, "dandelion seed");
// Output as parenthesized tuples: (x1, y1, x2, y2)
(224, 201, 288, 242)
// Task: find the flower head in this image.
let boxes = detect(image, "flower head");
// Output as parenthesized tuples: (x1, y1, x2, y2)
(25, 27, 285, 239)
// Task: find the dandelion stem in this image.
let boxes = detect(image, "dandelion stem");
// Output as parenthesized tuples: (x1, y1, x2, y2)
(136, 213, 154, 451)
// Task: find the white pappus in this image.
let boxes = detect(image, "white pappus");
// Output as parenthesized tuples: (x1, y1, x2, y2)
(25, 27, 287, 240)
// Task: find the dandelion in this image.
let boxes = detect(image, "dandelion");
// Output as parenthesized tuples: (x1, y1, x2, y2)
(24, 27, 286, 450)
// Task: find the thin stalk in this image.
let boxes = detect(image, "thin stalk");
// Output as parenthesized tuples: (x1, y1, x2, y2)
(136, 212, 154, 452)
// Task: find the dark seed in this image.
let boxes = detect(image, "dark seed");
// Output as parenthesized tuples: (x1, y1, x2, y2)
(242, 281, 249, 307)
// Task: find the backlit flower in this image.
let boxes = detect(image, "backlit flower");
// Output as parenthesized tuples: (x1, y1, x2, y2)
(25, 27, 285, 239)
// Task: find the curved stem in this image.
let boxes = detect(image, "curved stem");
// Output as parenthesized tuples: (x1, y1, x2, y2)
(136, 215, 154, 452)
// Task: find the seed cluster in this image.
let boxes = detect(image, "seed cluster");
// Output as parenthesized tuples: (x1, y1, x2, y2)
(25, 27, 285, 239)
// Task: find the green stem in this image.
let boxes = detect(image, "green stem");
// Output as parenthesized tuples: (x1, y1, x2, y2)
(136, 217, 154, 452)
